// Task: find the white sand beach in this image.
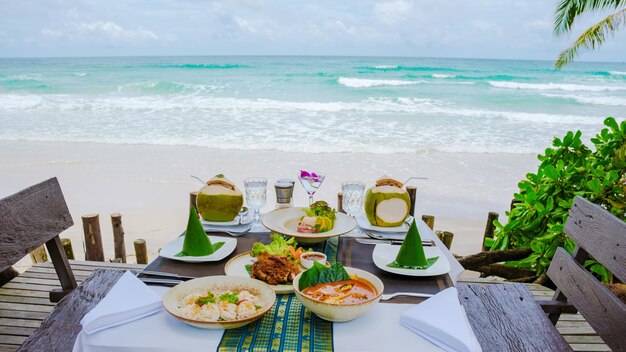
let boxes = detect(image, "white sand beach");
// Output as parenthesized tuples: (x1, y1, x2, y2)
(1, 140, 539, 270)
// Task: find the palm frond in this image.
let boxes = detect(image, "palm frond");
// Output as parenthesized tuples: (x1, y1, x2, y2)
(555, 7, 626, 68)
(554, 0, 626, 35)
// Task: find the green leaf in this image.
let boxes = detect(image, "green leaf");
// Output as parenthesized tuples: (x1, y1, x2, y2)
(483, 237, 495, 248)
(298, 262, 350, 291)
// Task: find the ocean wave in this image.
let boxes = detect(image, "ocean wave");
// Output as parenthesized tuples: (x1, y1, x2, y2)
(0, 74, 43, 82)
(151, 63, 249, 69)
(357, 65, 460, 72)
(116, 81, 223, 94)
(489, 81, 626, 92)
(432, 74, 456, 78)
(338, 77, 426, 88)
(609, 71, 626, 76)
(542, 93, 626, 106)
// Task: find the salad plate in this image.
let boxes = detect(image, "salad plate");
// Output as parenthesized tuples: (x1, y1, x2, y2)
(356, 213, 409, 233)
(261, 207, 356, 244)
(224, 252, 295, 294)
(372, 244, 450, 277)
(159, 236, 237, 263)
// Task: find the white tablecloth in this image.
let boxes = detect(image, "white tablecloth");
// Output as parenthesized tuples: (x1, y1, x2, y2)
(73, 286, 443, 352)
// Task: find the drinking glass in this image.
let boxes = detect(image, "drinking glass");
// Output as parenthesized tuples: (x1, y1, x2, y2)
(298, 171, 325, 205)
(341, 181, 366, 217)
(244, 178, 267, 224)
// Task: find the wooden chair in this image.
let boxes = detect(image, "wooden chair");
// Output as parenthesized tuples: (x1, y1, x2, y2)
(0, 177, 77, 302)
(543, 196, 626, 351)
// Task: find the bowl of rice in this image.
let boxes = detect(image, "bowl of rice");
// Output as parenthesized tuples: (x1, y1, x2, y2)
(163, 275, 276, 329)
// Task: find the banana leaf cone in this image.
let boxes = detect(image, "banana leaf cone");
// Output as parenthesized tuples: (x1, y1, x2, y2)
(178, 206, 224, 256)
(389, 219, 430, 269)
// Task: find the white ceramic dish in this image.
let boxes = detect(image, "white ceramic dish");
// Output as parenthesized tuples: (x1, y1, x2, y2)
(261, 207, 356, 244)
(372, 244, 451, 277)
(356, 213, 409, 233)
(224, 252, 296, 294)
(292, 267, 383, 322)
(300, 252, 327, 269)
(162, 275, 275, 329)
(159, 236, 237, 263)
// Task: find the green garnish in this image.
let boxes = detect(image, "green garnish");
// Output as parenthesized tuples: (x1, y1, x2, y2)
(219, 292, 239, 304)
(196, 291, 216, 306)
(304, 201, 336, 221)
(250, 233, 298, 258)
(298, 261, 350, 291)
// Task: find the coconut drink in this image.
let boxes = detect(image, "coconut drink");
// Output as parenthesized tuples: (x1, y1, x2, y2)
(364, 177, 411, 227)
(196, 174, 244, 222)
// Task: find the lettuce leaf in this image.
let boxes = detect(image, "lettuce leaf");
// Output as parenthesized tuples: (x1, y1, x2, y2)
(304, 201, 336, 221)
(250, 233, 298, 257)
(298, 261, 350, 291)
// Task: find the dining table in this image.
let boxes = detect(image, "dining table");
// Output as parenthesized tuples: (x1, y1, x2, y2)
(19, 219, 570, 352)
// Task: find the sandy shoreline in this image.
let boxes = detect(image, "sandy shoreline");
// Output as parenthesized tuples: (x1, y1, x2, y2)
(0, 140, 539, 271)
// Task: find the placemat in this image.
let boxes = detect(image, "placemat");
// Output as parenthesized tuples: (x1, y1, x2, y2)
(217, 236, 339, 352)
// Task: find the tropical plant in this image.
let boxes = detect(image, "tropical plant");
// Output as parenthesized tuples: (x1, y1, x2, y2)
(554, 0, 626, 68)
(486, 117, 626, 282)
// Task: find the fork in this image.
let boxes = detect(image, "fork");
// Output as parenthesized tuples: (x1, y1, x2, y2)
(380, 292, 434, 301)
(365, 231, 435, 246)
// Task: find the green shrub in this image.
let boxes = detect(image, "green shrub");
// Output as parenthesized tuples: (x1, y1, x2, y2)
(486, 117, 626, 282)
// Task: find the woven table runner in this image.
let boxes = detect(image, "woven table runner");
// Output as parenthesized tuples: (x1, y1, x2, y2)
(217, 236, 339, 352)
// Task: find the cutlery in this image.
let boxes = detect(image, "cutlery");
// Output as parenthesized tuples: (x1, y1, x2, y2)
(355, 238, 434, 246)
(137, 270, 195, 281)
(381, 292, 434, 301)
(204, 225, 251, 236)
(366, 231, 435, 247)
(138, 277, 183, 287)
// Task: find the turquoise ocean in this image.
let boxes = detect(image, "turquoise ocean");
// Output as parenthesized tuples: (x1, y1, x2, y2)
(1, 56, 625, 154)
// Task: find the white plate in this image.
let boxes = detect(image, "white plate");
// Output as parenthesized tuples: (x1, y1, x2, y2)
(356, 213, 409, 233)
(224, 252, 295, 294)
(372, 244, 451, 277)
(200, 216, 252, 226)
(261, 207, 356, 244)
(159, 236, 237, 263)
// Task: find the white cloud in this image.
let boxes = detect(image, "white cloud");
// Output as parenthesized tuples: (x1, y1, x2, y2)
(374, 0, 413, 25)
(234, 17, 257, 34)
(78, 21, 158, 41)
(41, 28, 63, 38)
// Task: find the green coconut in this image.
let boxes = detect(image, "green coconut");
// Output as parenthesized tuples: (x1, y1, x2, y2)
(364, 177, 411, 227)
(178, 206, 224, 257)
(196, 174, 244, 222)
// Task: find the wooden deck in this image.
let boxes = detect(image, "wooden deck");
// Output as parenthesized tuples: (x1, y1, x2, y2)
(0, 261, 612, 352)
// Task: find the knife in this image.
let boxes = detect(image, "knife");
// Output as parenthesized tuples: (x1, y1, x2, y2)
(137, 270, 196, 281)
(355, 238, 434, 246)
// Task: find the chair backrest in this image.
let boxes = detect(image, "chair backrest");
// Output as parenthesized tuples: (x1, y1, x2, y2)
(547, 196, 626, 351)
(0, 177, 77, 301)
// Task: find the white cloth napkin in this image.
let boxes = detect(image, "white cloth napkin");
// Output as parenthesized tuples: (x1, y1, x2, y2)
(400, 287, 482, 352)
(80, 271, 162, 334)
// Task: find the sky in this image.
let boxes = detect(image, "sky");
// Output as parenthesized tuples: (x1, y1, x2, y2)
(1, 0, 625, 61)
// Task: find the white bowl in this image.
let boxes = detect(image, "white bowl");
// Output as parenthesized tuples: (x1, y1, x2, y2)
(292, 267, 383, 322)
(163, 276, 276, 329)
(300, 252, 327, 269)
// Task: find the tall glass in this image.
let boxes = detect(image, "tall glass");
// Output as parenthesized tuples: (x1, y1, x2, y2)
(298, 171, 325, 205)
(244, 178, 267, 226)
(341, 181, 365, 217)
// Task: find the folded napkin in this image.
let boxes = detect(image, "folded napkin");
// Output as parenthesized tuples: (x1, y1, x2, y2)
(400, 287, 482, 352)
(80, 271, 162, 334)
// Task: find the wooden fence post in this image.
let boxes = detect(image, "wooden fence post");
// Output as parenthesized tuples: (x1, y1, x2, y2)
(61, 238, 75, 260)
(442, 231, 454, 250)
(29, 245, 48, 263)
(82, 214, 104, 261)
(406, 186, 417, 216)
(190, 191, 198, 213)
(337, 192, 345, 213)
(421, 215, 435, 230)
(134, 239, 148, 264)
(482, 212, 499, 251)
(111, 213, 126, 263)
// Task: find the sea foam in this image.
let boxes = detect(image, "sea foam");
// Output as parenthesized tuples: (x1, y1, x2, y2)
(489, 81, 626, 92)
(338, 77, 425, 88)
